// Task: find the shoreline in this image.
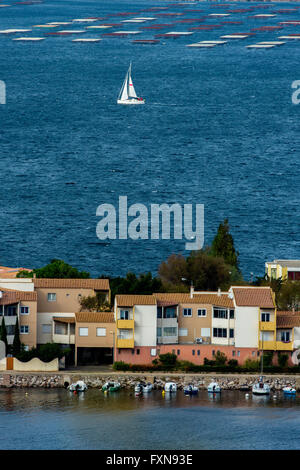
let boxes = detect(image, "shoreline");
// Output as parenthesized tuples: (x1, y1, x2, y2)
(1, 371, 300, 390)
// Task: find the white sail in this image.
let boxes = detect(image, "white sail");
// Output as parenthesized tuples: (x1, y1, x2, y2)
(118, 70, 129, 101)
(128, 74, 137, 98)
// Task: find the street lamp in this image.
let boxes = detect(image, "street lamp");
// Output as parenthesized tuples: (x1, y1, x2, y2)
(110, 330, 115, 365)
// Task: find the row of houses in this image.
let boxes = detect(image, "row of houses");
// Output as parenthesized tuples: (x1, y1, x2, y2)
(0, 275, 300, 366)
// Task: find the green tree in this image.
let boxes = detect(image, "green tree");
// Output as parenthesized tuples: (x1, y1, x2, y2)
(17, 259, 90, 279)
(210, 219, 239, 268)
(278, 353, 288, 369)
(215, 351, 227, 366)
(0, 317, 7, 351)
(79, 292, 111, 312)
(186, 250, 232, 291)
(12, 317, 21, 356)
(108, 272, 163, 302)
(276, 281, 300, 311)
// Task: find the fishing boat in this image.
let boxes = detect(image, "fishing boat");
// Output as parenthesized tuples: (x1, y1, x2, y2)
(207, 382, 221, 393)
(68, 380, 87, 392)
(117, 62, 145, 105)
(102, 381, 121, 392)
(164, 382, 177, 392)
(183, 384, 198, 395)
(283, 386, 296, 395)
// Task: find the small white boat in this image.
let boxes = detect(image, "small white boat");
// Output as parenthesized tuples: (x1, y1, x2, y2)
(117, 62, 145, 105)
(68, 380, 87, 392)
(252, 377, 270, 395)
(142, 382, 153, 393)
(184, 384, 198, 395)
(207, 382, 221, 393)
(164, 382, 177, 392)
(134, 381, 153, 394)
(283, 386, 296, 395)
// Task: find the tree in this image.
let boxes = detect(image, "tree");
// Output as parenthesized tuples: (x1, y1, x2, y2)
(79, 292, 111, 312)
(186, 250, 232, 291)
(0, 317, 7, 351)
(158, 254, 188, 290)
(210, 219, 239, 268)
(12, 317, 21, 356)
(17, 259, 90, 279)
(215, 351, 227, 366)
(276, 281, 300, 311)
(108, 272, 163, 302)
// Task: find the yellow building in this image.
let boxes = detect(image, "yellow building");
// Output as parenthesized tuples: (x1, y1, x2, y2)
(265, 260, 300, 281)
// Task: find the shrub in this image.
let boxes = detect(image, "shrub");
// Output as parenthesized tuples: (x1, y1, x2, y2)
(278, 353, 289, 368)
(113, 361, 131, 371)
(215, 351, 227, 366)
(244, 358, 260, 370)
(157, 353, 177, 369)
(227, 359, 238, 367)
(261, 351, 273, 367)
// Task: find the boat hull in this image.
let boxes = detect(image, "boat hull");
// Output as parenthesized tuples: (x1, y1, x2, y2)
(117, 99, 145, 105)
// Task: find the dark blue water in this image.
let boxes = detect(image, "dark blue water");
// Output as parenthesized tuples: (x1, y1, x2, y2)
(0, 388, 300, 449)
(1, 0, 300, 279)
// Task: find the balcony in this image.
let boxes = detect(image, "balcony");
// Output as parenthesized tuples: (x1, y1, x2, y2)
(116, 338, 134, 348)
(117, 319, 134, 329)
(275, 341, 293, 351)
(259, 321, 275, 331)
(259, 340, 276, 350)
(53, 333, 75, 345)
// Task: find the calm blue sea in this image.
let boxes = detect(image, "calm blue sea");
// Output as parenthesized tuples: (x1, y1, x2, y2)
(1, 0, 300, 278)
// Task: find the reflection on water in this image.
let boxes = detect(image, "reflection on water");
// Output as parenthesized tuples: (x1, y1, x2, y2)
(0, 388, 300, 449)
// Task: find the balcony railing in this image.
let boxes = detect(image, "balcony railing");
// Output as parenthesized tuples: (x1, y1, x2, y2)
(275, 341, 293, 351)
(259, 321, 275, 331)
(53, 333, 75, 345)
(259, 340, 275, 350)
(117, 319, 134, 329)
(116, 338, 134, 348)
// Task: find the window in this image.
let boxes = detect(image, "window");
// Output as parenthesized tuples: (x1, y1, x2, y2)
(197, 309, 206, 317)
(131, 349, 135, 355)
(229, 310, 234, 319)
(6, 306, 17, 316)
(213, 328, 227, 338)
(197, 350, 200, 356)
(97, 328, 106, 337)
(237, 351, 240, 357)
(157, 307, 162, 319)
(79, 327, 88, 336)
(20, 306, 29, 315)
(271, 268, 277, 279)
(6, 325, 15, 335)
(179, 328, 188, 337)
(183, 308, 192, 317)
(120, 310, 129, 320)
(136, 349, 140, 355)
(177, 349, 180, 356)
(55, 323, 67, 335)
(192, 350, 195, 356)
(201, 328, 210, 337)
(48, 293, 56, 302)
(261, 313, 270, 322)
(42, 324, 51, 334)
(212, 350, 215, 356)
(172, 349, 175, 354)
(281, 331, 290, 342)
(164, 307, 176, 318)
(157, 327, 162, 337)
(257, 351, 260, 357)
(118, 329, 133, 339)
(232, 350, 235, 357)
(163, 327, 177, 337)
(213, 308, 228, 319)
(252, 351, 255, 357)
(229, 329, 234, 338)
(150, 348, 156, 356)
(20, 325, 29, 334)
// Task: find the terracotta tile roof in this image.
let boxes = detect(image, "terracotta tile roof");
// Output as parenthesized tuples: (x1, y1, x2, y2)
(157, 300, 179, 307)
(33, 278, 110, 290)
(232, 287, 275, 308)
(154, 293, 234, 308)
(115, 295, 157, 307)
(277, 313, 300, 328)
(75, 312, 115, 323)
(53, 316, 75, 323)
(0, 266, 32, 278)
(0, 288, 37, 305)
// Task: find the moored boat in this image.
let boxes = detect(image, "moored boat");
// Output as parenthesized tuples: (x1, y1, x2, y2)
(184, 384, 198, 395)
(68, 380, 87, 392)
(207, 382, 221, 393)
(283, 386, 296, 395)
(102, 381, 121, 392)
(252, 376, 270, 395)
(164, 382, 177, 392)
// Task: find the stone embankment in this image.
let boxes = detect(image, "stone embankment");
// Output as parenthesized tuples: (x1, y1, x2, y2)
(1, 372, 300, 390)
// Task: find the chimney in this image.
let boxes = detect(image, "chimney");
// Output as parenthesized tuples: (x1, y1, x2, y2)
(190, 285, 194, 299)
(217, 288, 221, 297)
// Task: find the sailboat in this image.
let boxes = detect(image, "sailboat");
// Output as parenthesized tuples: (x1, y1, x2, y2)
(252, 334, 270, 395)
(117, 62, 145, 105)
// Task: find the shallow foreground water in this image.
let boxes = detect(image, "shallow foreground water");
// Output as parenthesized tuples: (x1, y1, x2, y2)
(0, 388, 300, 449)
